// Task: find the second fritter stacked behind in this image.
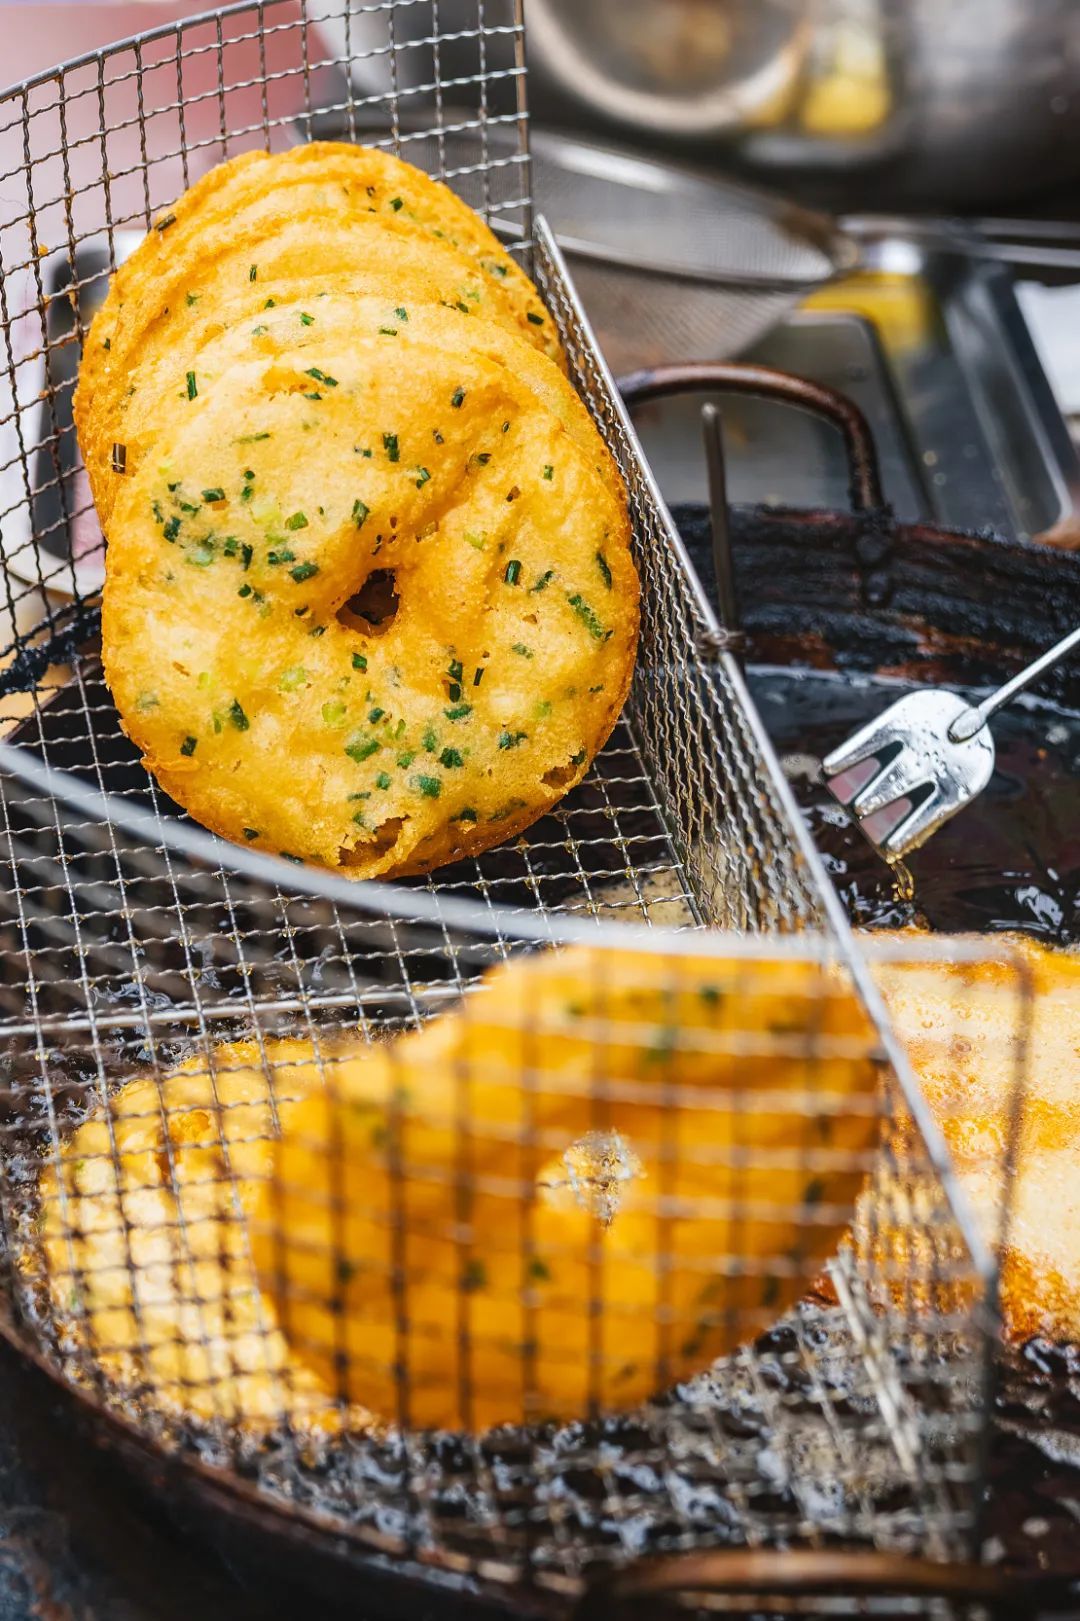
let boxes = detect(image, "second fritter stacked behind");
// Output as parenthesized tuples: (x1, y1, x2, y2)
(76, 142, 638, 879)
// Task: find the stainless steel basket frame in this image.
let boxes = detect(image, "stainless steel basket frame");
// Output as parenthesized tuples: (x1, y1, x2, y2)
(0, 3, 1019, 1612)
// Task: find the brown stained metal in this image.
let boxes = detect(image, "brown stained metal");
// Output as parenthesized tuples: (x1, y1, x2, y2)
(617, 361, 888, 515)
(574, 1548, 1041, 1618)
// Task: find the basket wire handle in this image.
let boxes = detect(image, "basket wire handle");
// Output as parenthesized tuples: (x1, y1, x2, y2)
(617, 361, 888, 515)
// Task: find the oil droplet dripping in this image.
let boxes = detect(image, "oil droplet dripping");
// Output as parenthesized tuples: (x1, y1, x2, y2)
(888, 856, 915, 904)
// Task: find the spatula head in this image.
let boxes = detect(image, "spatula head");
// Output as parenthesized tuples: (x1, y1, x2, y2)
(822, 689, 996, 861)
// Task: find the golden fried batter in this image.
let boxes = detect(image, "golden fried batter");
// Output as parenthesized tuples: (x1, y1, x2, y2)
(34, 1039, 373, 1429)
(253, 944, 881, 1431)
(76, 141, 560, 511)
(869, 935, 1080, 1344)
(102, 325, 637, 877)
(85, 295, 621, 533)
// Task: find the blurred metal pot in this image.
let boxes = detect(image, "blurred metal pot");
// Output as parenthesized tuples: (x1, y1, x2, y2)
(310, 0, 1080, 211)
(525, 0, 1080, 209)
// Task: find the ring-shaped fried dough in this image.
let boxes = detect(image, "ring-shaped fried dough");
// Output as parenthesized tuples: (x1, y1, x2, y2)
(102, 331, 637, 877)
(252, 945, 881, 1432)
(85, 295, 619, 534)
(33, 1039, 370, 1428)
(76, 142, 559, 472)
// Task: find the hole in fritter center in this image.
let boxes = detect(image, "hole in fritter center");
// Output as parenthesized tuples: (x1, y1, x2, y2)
(338, 569, 399, 634)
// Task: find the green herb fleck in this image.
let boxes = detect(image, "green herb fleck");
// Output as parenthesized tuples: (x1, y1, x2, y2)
(543, 464, 553, 481)
(451, 387, 465, 408)
(439, 747, 463, 769)
(596, 551, 613, 589)
(237, 583, 252, 598)
(389, 196, 403, 211)
(185, 293, 198, 308)
(473, 667, 485, 687)
(299, 312, 314, 326)
(422, 725, 438, 752)
(511, 643, 533, 659)
(383, 433, 399, 462)
(304, 367, 338, 388)
(498, 730, 527, 750)
(201, 487, 225, 503)
(236, 431, 271, 444)
(351, 652, 368, 672)
(179, 735, 197, 756)
(375, 771, 391, 790)
(444, 702, 471, 720)
(267, 549, 296, 566)
(243, 828, 259, 840)
(530, 569, 554, 593)
(528, 1258, 551, 1283)
(279, 666, 308, 692)
(241, 543, 253, 570)
(285, 511, 309, 531)
(414, 466, 430, 488)
(368, 707, 385, 723)
(352, 498, 370, 528)
(415, 774, 441, 799)
(397, 749, 415, 768)
(567, 592, 608, 640)
(290, 561, 319, 582)
(162, 516, 181, 541)
(452, 806, 477, 824)
(464, 530, 485, 551)
(527, 311, 544, 326)
(185, 371, 197, 400)
(462, 1258, 487, 1290)
(228, 698, 249, 731)
(322, 699, 347, 726)
(504, 559, 521, 585)
(395, 305, 408, 322)
(345, 732, 380, 763)
(249, 263, 258, 281)
(187, 541, 215, 567)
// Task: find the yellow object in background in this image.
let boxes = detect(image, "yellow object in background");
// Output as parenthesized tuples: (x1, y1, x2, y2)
(802, 272, 941, 355)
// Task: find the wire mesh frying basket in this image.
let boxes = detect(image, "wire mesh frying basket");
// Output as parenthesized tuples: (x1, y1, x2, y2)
(0, 4, 1032, 1615)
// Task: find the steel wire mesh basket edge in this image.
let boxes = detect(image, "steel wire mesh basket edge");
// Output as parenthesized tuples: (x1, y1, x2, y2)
(0, 3, 1022, 1611)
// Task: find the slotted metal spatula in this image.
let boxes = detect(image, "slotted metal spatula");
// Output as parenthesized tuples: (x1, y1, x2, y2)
(822, 625, 1080, 861)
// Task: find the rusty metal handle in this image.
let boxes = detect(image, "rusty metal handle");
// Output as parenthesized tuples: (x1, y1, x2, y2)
(573, 1547, 1047, 1619)
(617, 361, 887, 516)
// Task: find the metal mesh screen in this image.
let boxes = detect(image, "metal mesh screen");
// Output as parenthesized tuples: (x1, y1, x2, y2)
(0, 3, 1023, 1612)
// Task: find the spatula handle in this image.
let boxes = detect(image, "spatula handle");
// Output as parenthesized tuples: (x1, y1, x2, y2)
(949, 623, 1080, 742)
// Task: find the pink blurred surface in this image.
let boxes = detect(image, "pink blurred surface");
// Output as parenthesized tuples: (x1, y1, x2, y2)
(0, 1, 323, 615)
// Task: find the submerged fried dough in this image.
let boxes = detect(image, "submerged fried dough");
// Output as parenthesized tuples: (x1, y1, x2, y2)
(34, 1040, 373, 1429)
(253, 945, 880, 1431)
(76, 142, 560, 509)
(85, 294, 620, 532)
(868, 935, 1080, 1344)
(102, 326, 636, 876)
